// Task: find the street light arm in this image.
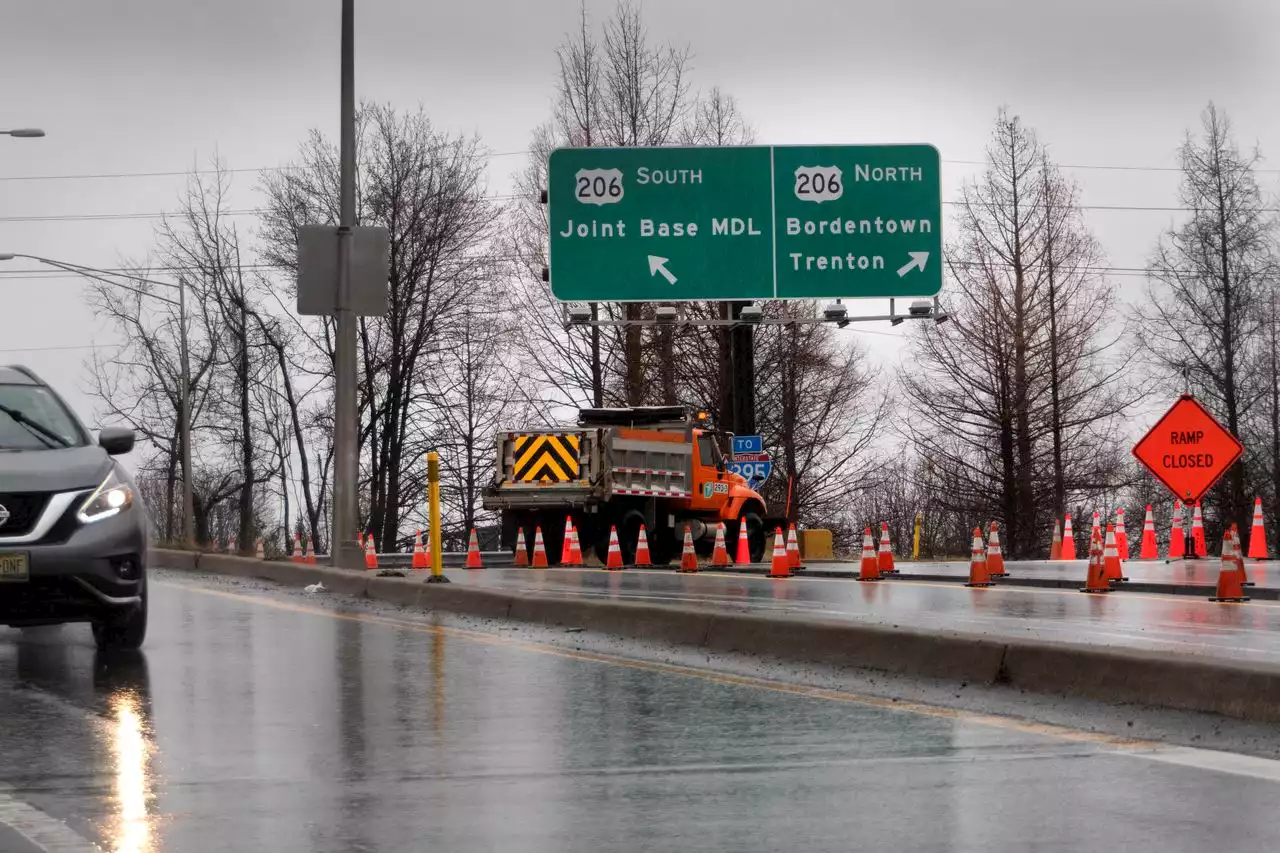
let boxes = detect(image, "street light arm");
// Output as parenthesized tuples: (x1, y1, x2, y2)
(5, 253, 180, 293)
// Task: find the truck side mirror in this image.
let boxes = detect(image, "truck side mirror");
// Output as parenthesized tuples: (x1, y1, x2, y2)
(716, 458, 726, 473)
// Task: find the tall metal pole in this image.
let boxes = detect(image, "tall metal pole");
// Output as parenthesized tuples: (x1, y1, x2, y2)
(178, 278, 194, 547)
(330, 0, 361, 568)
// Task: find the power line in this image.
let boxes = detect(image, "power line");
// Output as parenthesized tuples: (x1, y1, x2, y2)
(4, 153, 1279, 184)
(0, 343, 110, 354)
(0, 149, 532, 183)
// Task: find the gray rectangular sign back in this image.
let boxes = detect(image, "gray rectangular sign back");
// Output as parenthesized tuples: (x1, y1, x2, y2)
(296, 225, 390, 316)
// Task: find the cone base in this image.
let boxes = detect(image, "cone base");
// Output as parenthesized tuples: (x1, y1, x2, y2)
(988, 571, 1009, 578)
(606, 566, 625, 572)
(1209, 595, 1249, 602)
(677, 568, 699, 574)
(1079, 587, 1110, 594)
(965, 581, 993, 588)
(856, 576, 880, 583)
(880, 569, 900, 576)
(424, 575, 451, 584)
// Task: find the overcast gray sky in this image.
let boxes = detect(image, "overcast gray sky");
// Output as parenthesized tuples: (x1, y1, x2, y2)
(3, 0, 1278, 428)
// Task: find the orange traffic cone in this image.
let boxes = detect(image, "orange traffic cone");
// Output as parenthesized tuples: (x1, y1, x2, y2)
(1168, 500, 1186, 559)
(513, 528, 529, 567)
(363, 534, 378, 570)
(605, 526, 624, 570)
(1231, 524, 1252, 587)
(986, 523, 1007, 577)
(1090, 511, 1102, 545)
(711, 522, 731, 566)
(531, 526, 548, 568)
(1191, 501, 1207, 558)
(857, 527, 879, 582)
(735, 522, 752, 565)
(1081, 528, 1110, 593)
(770, 527, 792, 578)
(786, 524, 803, 571)
(877, 522, 896, 575)
(966, 527, 992, 588)
(1248, 497, 1268, 560)
(412, 529, 429, 569)
(254, 538, 265, 560)
(1138, 505, 1158, 560)
(635, 524, 652, 566)
(1049, 518, 1063, 560)
(305, 536, 317, 565)
(1061, 514, 1076, 560)
(1117, 511, 1131, 560)
(1210, 531, 1250, 602)
(466, 528, 483, 568)
(228, 535, 238, 554)
(678, 526, 699, 573)
(1103, 522, 1127, 583)
(291, 533, 303, 563)
(561, 518, 581, 566)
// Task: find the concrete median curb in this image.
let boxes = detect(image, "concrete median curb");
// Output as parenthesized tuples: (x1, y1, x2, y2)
(154, 548, 1280, 723)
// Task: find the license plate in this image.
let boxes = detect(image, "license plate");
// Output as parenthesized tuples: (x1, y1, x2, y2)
(0, 553, 29, 582)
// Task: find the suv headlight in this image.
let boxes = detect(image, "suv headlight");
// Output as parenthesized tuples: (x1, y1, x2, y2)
(78, 467, 135, 524)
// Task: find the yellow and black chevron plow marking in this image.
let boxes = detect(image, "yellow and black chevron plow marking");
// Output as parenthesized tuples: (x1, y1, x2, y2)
(513, 434, 580, 482)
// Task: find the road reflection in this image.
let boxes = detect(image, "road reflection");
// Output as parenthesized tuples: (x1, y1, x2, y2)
(96, 651, 156, 853)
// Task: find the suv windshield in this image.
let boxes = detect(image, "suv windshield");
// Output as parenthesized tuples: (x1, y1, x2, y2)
(0, 383, 89, 450)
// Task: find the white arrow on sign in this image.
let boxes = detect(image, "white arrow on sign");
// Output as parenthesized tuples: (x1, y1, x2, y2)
(896, 251, 929, 278)
(648, 255, 678, 285)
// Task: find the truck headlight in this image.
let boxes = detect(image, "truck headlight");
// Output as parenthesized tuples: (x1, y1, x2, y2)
(78, 467, 134, 524)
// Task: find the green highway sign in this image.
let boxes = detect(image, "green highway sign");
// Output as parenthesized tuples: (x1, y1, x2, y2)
(547, 144, 941, 302)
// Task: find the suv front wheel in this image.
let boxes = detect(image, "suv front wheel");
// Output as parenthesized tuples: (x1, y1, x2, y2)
(91, 582, 147, 651)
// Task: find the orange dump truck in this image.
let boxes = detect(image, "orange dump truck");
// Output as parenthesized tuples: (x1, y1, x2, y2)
(482, 407, 779, 565)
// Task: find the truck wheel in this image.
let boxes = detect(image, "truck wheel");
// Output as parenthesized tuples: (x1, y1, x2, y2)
(736, 512, 767, 564)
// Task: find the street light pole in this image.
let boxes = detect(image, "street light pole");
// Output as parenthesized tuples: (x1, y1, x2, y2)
(330, 0, 362, 568)
(0, 253, 193, 546)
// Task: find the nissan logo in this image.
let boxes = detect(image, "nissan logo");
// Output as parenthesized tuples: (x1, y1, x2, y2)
(0, 504, 8, 529)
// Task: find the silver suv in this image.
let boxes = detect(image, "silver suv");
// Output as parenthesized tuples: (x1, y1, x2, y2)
(0, 365, 147, 649)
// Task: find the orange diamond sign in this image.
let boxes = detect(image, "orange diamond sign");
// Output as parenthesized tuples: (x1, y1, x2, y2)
(1132, 395, 1244, 503)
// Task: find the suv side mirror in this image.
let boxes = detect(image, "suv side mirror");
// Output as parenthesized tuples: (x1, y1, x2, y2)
(99, 426, 136, 456)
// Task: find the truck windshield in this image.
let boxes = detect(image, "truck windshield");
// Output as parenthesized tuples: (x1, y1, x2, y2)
(697, 434, 720, 467)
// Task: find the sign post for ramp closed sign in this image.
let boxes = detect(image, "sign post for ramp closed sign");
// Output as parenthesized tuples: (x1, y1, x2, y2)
(1131, 395, 1244, 503)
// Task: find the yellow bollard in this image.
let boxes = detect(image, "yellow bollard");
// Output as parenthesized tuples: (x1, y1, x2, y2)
(912, 512, 922, 561)
(425, 451, 449, 584)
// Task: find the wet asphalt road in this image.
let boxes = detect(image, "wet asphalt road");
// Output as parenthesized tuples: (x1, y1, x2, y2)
(3, 572, 1280, 852)
(446, 565, 1280, 664)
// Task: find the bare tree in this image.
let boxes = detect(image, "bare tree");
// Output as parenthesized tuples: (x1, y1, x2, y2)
(904, 110, 1128, 558)
(260, 104, 502, 551)
(1136, 103, 1276, 538)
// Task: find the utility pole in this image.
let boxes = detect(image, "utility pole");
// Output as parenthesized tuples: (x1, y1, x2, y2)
(330, 0, 362, 568)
